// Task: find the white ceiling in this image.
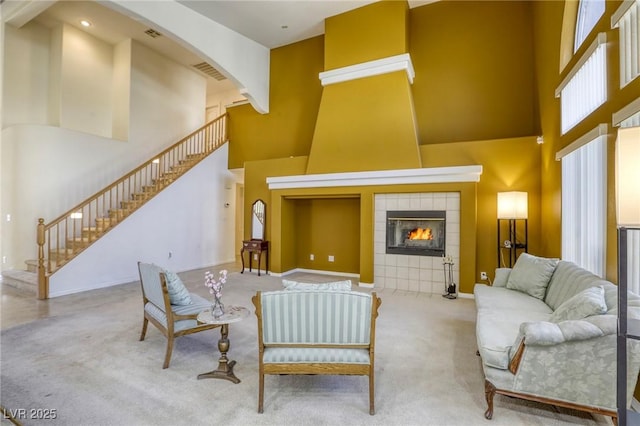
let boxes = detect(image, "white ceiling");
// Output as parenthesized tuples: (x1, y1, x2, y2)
(31, 0, 436, 93)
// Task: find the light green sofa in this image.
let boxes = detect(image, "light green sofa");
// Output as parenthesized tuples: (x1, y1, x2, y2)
(474, 254, 640, 422)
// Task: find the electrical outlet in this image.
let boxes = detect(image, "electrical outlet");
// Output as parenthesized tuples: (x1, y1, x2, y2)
(310, 254, 314, 261)
(328, 255, 335, 262)
(480, 271, 488, 281)
(2, 256, 6, 264)
(254, 254, 258, 260)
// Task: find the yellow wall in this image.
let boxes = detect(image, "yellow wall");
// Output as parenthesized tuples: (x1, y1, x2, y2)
(324, 0, 408, 69)
(306, 71, 421, 174)
(420, 136, 542, 277)
(243, 155, 308, 243)
(293, 198, 361, 273)
(228, 36, 324, 169)
(228, 1, 539, 167)
(232, 1, 542, 293)
(410, 1, 538, 144)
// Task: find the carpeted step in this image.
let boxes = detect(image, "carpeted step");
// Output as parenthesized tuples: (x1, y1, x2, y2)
(25, 259, 58, 273)
(120, 200, 140, 210)
(108, 208, 130, 222)
(1, 269, 37, 295)
(82, 227, 102, 239)
(66, 237, 92, 250)
(131, 192, 151, 201)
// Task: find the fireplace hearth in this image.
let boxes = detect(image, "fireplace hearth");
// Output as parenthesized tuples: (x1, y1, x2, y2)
(386, 210, 446, 256)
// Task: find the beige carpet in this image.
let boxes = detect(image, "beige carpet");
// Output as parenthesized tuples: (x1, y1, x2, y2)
(0, 270, 611, 425)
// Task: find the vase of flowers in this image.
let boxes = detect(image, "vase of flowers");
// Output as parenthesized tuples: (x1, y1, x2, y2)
(205, 270, 228, 318)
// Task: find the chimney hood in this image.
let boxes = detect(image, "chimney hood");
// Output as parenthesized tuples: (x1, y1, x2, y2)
(305, 1, 423, 176)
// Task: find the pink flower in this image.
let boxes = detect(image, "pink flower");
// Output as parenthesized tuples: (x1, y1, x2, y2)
(204, 270, 228, 300)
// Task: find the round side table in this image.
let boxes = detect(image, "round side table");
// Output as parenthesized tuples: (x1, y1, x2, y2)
(197, 305, 250, 383)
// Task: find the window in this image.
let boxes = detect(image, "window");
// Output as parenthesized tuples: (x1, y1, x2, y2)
(559, 125, 608, 277)
(556, 34, 608, 134)
(575, 0, 605, 52)
(612, 0, 640, 87)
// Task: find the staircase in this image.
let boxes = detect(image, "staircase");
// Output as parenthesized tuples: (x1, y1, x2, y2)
(3, 114, 227, 299)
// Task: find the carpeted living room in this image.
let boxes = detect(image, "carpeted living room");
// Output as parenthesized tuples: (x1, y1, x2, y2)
(2, 0, 640, 425)
(0, 264, 618, 425)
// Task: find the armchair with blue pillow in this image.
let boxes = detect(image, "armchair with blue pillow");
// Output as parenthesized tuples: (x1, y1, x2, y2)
(137, 262, 219, 369)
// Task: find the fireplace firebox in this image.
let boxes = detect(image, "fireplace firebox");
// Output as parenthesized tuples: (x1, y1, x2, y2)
(386, 210, 446, 256)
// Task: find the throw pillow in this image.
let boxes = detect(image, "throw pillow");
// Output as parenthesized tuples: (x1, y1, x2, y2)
(492, 268, 511, 287)
(506, 253, 559, 300)
(549, 286, 608, 322)
(163, 270, 192, 305)
(282, 279, 352, 291)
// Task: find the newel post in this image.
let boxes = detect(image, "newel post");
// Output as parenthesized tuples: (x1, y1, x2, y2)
(37, 218, 47, 299)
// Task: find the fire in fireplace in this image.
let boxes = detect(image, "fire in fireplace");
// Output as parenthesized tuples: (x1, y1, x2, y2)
(386, 210, 446, 256)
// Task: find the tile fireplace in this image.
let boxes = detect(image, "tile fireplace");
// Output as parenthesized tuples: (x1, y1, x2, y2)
(375, 193, 460, 294)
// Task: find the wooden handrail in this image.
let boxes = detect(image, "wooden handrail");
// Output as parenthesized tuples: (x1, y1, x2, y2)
(36, 114, 228, 299)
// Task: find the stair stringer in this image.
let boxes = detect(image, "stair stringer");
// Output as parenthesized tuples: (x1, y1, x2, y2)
(48, 143, 237, 297)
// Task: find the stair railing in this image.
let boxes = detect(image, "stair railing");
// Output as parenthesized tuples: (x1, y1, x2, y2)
(36, 114, 227, 299)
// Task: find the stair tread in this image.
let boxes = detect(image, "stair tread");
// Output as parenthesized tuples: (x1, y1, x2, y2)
(1, 269, 37, 294)
(33, 130, 220, 283)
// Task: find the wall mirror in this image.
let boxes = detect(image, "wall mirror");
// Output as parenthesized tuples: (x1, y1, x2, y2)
(251, 199, 266, 240)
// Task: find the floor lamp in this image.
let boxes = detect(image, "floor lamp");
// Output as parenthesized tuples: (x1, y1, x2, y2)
(615, 126, 640, 426)
(497, 191, 528, 268)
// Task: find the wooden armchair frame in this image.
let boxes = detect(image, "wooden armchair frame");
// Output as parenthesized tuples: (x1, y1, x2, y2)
(137, 262, 220, 369)
(253, 290, 381, 414)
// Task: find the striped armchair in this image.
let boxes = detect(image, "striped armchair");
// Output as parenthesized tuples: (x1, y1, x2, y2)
(252, 290, 382, 414)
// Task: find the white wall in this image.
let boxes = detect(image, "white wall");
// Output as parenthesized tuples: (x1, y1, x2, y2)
(112, 39, 131, 141)
(48, 144, 237, 297)
(2, 21, 50, 126)
(1, 25, 208, 271)
(129, 40, 206, 155)
(59, 24, 114, 138)
(206, 87, 245, 121)
(105, 0, 270, 113)
(0, 125, 134, 269)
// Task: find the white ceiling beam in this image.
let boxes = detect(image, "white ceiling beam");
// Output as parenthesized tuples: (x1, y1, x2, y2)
(2, 0, 57, 27)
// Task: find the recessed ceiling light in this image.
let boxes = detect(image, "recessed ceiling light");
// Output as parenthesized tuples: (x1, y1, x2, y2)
(80, 20, 92, 27)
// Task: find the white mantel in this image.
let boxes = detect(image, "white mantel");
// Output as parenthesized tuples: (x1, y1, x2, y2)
(266, 165, 482, 190)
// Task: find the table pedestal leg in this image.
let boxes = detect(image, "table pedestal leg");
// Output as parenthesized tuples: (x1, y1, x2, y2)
(197, 324, 240, 383)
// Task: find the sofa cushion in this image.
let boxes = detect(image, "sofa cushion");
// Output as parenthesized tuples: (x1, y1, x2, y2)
(163, 270, 192, 306)
(476, 308, 551, 370)
(474, 284, 554, 314)
(506, 253, 559, 300)
(263, 347, 370, 364)
(492, 268, 511, 287)
(549, 285, 608, 323)
(282, 279, 352, 291)
(544, 260, 613, 311)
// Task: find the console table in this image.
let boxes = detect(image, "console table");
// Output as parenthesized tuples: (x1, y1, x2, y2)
(241, 239, 268, 276)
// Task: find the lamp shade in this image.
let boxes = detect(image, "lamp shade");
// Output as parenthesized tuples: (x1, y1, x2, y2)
(497, 191, 528, 219)
(616, 126, 640, 227)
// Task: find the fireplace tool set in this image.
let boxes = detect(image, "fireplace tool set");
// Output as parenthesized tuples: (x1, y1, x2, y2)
(442, 255, 457, 299)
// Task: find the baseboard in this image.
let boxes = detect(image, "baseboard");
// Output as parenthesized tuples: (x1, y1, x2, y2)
(241, 268, 268, 275)
(458, 292, 474, 299)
